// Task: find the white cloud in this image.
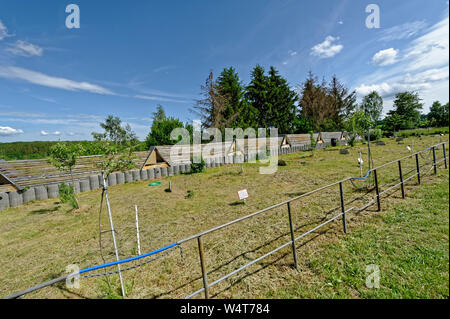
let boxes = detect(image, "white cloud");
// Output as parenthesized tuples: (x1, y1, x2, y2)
(6, 40, 43, 57)
(338, 21, 344, 25)
(355, 66, 449, 98)
(311, 36, 343, 59)
(378, 21, 428, 41)
(0, 126, 23, 136)
(288, 50, 297, 56)
(354, 15, 449, 113)
(403, 16, 449, 71)
(0, 20, 13, 40)
(40, 130, 61, 136)
(372, 48, 399, 66)
(134, 94, 189, 103)
(0, 66, 115, 95)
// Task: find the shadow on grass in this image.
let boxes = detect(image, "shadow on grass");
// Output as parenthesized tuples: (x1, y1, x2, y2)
(29, 206, 60, 215)
(150, 182, 407, 299)
(229, 201, 245, 206)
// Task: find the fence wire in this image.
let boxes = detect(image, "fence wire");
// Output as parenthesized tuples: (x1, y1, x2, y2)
(4, 141, 448, 299)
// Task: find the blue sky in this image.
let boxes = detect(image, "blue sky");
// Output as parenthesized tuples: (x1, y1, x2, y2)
(0, 0, 448, 142)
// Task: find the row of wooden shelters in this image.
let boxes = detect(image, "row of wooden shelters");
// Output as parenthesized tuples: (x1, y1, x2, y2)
(0, 132, 349, 192)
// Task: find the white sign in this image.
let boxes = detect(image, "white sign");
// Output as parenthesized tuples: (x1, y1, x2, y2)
(237, 189, 249, 201)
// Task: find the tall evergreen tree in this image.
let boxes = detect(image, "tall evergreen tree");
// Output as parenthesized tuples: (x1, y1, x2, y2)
(245, 65, 268, 129)
(266, 66, 298, 133)
(327, 75, 357, 129)
(216, 67, 248, 129)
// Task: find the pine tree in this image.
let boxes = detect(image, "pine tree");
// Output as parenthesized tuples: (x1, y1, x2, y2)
(266, 66, 298, 133)
(216, 67, 246, 129)
(245, 65, 268, 129)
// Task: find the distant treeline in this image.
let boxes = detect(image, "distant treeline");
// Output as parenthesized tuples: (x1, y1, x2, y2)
(0, 140, 148, 161)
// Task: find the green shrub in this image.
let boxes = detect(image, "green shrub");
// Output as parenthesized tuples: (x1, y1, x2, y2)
(190, 157, 206, 174)
(59, 183, 78, 209)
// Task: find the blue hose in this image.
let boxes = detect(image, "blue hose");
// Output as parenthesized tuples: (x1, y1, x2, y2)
(350, 169, 371, 180)
(79, 242, 179, 274)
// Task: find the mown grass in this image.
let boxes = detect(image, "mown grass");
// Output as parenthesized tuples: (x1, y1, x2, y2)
(0, 134, 448, 299)
(267, 171, 449, 298)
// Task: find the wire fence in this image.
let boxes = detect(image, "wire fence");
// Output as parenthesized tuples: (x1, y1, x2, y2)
(4, 141, 449, 299)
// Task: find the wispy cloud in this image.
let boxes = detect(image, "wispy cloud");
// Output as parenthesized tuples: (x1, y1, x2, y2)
(0, 20, 13, 40)
(0, 66, 115, 95)
(356, 66, 448, 98)
(372, 48, 399, 66)
(310, 36, 343, 59)
(134, 94, 190, 104)
(0, 126, 23, 136)
(354, 15, 449, 111)
(378, 21, 428, 41)
(6, 40, 43, 57)
(40, 130, 61, 136)
(153, 65, 176, 73)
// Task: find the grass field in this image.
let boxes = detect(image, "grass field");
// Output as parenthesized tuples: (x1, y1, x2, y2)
(0, 134, 448, 299)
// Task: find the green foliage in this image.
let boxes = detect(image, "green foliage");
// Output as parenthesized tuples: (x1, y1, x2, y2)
(94, 141, 137, 176)
(97, 276, 134, 299)
(216, 67, 251, 129)
(360, 91, 383, 124)
(145, 111, 186, 147)
(59, 183, 78, 209)
(190, 157, 206, 174)
(244, 65, 298, 133)
(428, 101, 449, 127)
(92, 115, 139, 146)
(382, 112, 404, 132)
(47, 142, 83, 172)
(185, 190, 195, 199)
(292, 114, 313, 133)
(365, 128, 382, 141)
(383, 91, 423, 132)
(348, 111, 375, 135)
(0, 140, 147, 161)
(299, 72, 356, 131)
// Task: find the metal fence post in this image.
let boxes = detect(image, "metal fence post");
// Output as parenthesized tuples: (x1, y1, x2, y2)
(432, 146, 437, 174)
(443, 143, 448, 169)
(374, 169, 381, 211)
(339, 182, 347, 233)
(398, 160, 405, 199)
(197, 236, 209, 299)
(415, 154, 421, 185)
(287, 202, 298, 270)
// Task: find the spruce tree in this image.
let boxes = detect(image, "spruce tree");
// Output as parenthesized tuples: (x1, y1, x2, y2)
(266, 66, 298, 133)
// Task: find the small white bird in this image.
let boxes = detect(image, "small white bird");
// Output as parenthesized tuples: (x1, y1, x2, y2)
(358, 157, 363, 165)
(407, 146, 411, 152)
